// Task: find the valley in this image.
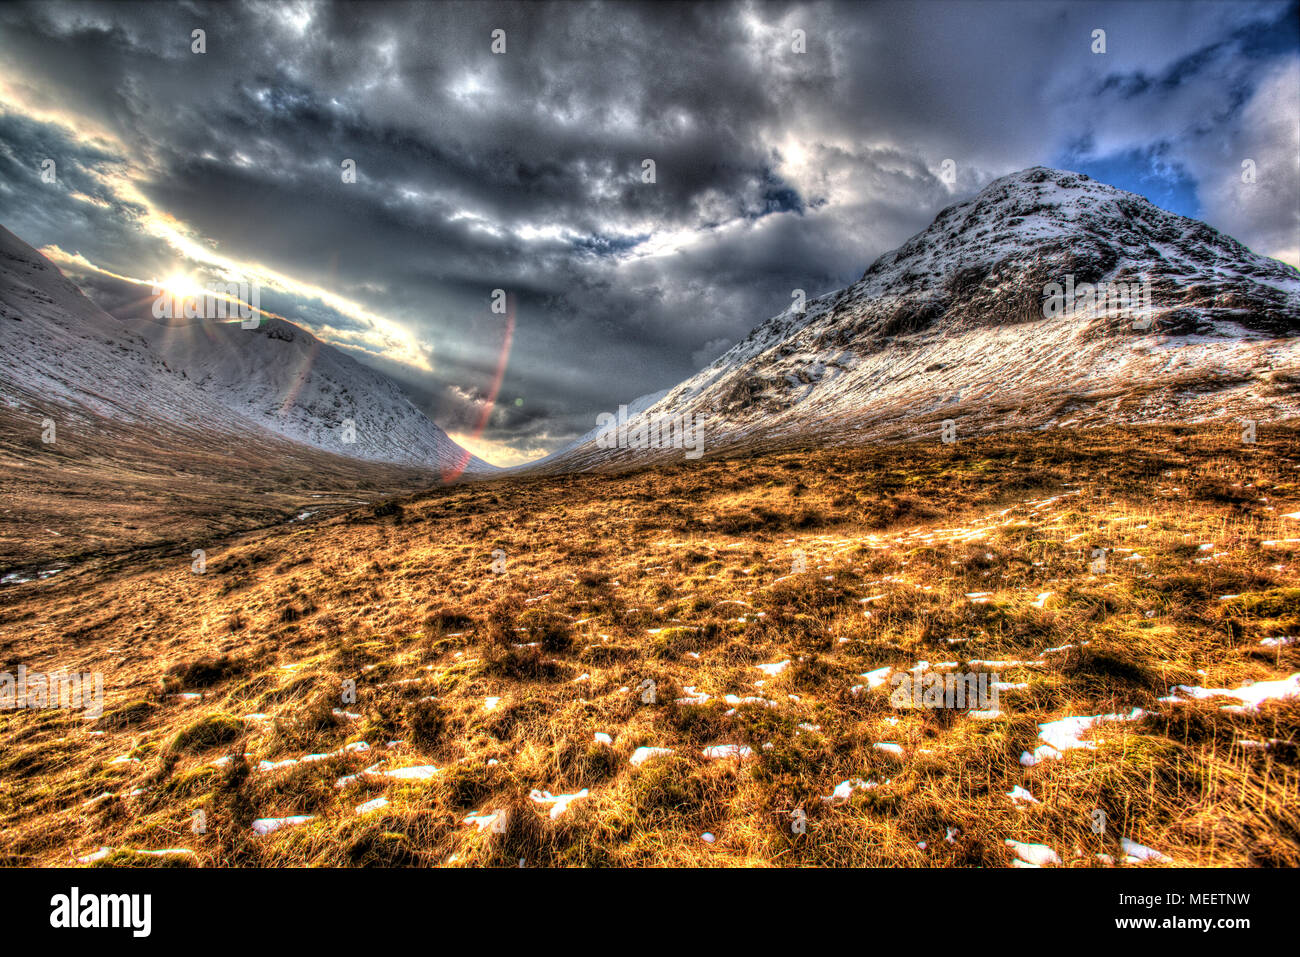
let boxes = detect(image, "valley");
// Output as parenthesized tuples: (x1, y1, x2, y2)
(2, 423, 1296, 867)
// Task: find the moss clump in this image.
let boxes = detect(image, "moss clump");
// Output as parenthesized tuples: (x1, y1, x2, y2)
(424, 607, 475, 637)
(163, 655, 246, 691)
(628, 755, 705, 817)
(345, 828, 417, 866)
(403, 698, 446, 750)
(168, 713, 244, 754)
(439, 761, 497, 810)
(578, 643, 636, 665)
(650, 627, 700, 659)
(517, 608, 573, 653)
(1228, 588, 1300, 623)
(165, 764, 220, 797)
(95, 699, 156, 731)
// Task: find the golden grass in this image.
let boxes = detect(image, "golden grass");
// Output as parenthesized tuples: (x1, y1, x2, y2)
(1, 423, 1297, 867)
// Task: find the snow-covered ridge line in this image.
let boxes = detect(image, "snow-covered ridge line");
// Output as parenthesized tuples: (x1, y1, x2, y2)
(531, 166, 1300, 473)
(0, 224, 492, 473)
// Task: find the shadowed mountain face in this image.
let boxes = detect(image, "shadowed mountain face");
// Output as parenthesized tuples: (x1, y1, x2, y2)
(534, 168, 1300, 474)
(125, 314, 492, 474)
(0, 224, 473, 570)
(0, 225, 491, 474)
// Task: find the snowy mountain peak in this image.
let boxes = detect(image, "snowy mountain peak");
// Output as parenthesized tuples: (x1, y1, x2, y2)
(532, 167, 1300, 472)
(855, 167, 1296, 310)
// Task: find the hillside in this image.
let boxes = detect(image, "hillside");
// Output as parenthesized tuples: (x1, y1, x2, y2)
(536, 168, 1300, 473)
(0, 224, 490, 473)
(0, 225, 456, 571)
(126, 314, 493, 473)
(1, 424, 1296, 867)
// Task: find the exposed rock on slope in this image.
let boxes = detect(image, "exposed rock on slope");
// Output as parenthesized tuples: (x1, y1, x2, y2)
(536, 167, 1300, 472)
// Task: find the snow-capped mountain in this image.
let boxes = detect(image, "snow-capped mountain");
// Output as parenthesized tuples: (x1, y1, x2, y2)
(0, 225, 253, 433)
(124, 313, 491, 473)
(536, 167, 1300, 472)
(0, 224, 491, 474)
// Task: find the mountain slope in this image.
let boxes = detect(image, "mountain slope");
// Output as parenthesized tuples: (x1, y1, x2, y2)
(0, 224, 490, 473)
(125, 313, 492, 473)
(536, 167, 1300, 472)
(529, 387, 671, 467)
(0, 225, 254, 434)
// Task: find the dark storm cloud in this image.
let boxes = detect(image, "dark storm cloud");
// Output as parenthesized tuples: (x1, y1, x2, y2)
(0, 0, 1295, 462)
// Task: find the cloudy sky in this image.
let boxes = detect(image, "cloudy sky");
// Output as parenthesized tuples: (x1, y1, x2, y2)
(1, 0, 1296, 465)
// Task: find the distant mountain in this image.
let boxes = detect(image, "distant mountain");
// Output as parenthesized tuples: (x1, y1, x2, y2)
(534, 167, 1300, 472)
(125, 313, 490, 473)
(0, 225, 491, 474)
(529, 387, 670, 466)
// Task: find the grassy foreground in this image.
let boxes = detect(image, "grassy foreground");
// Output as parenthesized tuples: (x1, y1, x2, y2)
(1, 423, 1298, 867)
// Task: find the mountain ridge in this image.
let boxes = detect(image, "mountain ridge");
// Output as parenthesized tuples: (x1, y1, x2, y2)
(0, 224, 491, 474)
(529, 166, 1300, 473)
